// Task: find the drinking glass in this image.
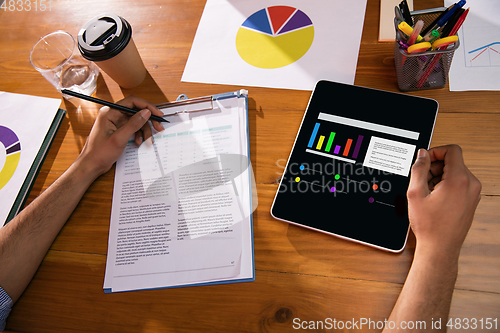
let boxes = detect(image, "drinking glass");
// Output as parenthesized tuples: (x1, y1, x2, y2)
(30, 31, 99, 96)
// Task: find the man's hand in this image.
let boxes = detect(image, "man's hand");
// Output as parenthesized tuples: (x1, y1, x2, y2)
(407, 145, 482, 259)
(383, 145, 481, 332)
(77, 95, 165, 178)
(0, 95, 165, 304)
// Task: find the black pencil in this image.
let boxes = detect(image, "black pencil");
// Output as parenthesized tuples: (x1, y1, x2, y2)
(61, 89, 169, 123)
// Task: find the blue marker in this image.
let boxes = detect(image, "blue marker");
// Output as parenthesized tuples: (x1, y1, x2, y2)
(422, 0, 466, 40)
(437, 0, 466, 28)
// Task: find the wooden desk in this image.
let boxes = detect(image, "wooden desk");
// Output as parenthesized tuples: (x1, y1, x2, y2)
(1, 0, 499, 331)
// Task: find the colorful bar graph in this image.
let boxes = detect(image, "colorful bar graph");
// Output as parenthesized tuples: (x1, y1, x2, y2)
(325, 132, 336, 152)
(316, 135, 325, 150)
(343, 139, 353, 156)
(352, 135, 364, 159)
(308, 123, 320, 148)
(307, 122, 364, 161)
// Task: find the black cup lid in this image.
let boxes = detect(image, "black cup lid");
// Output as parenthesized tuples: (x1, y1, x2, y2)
(78, 13, 132, 61)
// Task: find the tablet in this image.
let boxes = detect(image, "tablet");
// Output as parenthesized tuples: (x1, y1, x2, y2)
(271, 81, 438, 252)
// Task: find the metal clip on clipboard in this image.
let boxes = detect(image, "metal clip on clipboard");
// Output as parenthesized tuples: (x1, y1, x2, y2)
(156, 90, 248, 117)
(156, 94, 214, 116)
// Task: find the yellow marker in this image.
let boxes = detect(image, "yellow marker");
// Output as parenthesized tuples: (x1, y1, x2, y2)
(432, 35, 458, 49)
(398, 22, 423, 42)
(407, 42, 431, 54)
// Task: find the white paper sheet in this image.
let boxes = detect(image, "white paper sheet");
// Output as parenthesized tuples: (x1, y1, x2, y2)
(182, 0, 368, 91)
(362, 136, 416, 177)
(0, 92, 61, 227)
(446, 0, 500, 91)
(379, 0, 413, 41)
(104, 94, 254, 292)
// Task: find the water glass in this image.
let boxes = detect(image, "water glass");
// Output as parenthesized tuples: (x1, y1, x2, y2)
(30, 31, 99, 96)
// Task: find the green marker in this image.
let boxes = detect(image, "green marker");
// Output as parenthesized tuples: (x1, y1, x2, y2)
(424, 30, 440, 43)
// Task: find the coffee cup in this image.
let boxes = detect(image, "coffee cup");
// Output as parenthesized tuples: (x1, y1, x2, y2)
(78, 13, 147, 89)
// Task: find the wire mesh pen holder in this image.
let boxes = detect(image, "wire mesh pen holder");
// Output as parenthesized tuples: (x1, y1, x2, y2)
(394, 10, 460, 91)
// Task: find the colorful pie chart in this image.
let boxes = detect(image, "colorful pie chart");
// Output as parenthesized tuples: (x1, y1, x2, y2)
(236, 6, 314, 69)
(0, 126, 21, 190)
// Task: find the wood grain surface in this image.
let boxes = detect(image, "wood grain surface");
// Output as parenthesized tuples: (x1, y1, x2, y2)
(0, 0, 498, 332)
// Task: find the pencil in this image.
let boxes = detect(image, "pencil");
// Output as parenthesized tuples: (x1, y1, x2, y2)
(61, 89, 169, 123)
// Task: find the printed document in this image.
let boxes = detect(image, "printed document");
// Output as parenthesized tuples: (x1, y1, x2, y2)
(182, 0, 367, 90)
(104, 93, 254, 292)
(446, 0, 500, 91)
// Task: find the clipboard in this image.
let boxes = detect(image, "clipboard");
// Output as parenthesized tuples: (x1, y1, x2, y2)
(104, 89, 256, 293)
(271, 81, 438, 252)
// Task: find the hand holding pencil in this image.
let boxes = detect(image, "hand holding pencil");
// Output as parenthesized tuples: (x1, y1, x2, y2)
(61, 89, 168, 124)
(78, 94, 166, 177)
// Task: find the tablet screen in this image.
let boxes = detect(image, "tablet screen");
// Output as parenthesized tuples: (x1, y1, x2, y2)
(271, 81, 438, 252)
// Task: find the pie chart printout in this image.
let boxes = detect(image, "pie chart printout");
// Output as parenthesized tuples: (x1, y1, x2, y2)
(236, 6, 314, 69)
(0, 126, 21, 190)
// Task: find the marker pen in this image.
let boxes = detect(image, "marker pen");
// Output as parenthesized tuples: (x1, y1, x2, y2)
(422, 0, 466, 40)
(398, 22, 423, 43)
(408, 42, 431, 54)
(431, 35, 458, 50)
(398, 40, 410, 49)
(407, 20, 424, 45)
(423, 30, 440, 43)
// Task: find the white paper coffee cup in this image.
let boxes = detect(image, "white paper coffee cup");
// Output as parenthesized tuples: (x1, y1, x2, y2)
(78, 13, 147, 89)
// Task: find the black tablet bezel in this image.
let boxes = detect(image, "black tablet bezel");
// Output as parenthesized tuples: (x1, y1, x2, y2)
(271, 80, 438, 252)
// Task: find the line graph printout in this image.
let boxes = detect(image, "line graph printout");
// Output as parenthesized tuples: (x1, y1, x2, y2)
(446, 0, 500, 91)
(466, 40, 500, 67)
